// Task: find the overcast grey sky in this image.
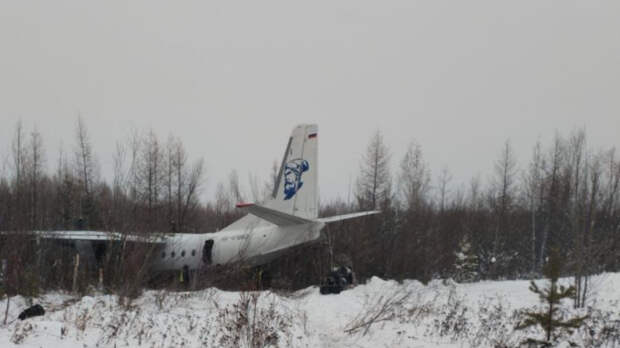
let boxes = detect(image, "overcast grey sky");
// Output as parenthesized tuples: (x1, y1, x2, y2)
(1, 1, 618, 203)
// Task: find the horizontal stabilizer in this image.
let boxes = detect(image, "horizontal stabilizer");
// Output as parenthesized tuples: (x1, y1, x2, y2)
(318, 210, 380, 224)
(236, 203, 313, 226)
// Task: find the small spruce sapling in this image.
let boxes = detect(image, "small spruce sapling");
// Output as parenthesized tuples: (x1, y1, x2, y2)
(453, 234, 479, 283)
(515, 249, 588, 346)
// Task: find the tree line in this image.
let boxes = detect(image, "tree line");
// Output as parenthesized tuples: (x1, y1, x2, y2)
(325, 129, 619, 309)
(0, 120, 619, 305)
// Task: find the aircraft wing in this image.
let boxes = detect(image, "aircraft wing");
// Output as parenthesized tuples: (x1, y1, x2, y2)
(317, 210, 381, 224)
(27, 230, 168, 244)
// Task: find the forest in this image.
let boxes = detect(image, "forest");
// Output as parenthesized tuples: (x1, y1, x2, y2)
(0, 118, 619, 309)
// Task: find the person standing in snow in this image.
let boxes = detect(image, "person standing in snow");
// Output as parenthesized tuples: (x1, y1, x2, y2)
(179, 265, 190, 289)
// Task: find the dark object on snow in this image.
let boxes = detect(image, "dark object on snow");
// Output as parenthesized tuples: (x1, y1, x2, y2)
(18, 304, 45, 321)
(320, 266, 354, 295)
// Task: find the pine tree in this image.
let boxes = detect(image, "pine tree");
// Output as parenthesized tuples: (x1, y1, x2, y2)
(516, 249, 587, 346)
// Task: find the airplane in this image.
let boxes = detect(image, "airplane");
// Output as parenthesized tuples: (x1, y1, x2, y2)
(33, 124, 379, 278)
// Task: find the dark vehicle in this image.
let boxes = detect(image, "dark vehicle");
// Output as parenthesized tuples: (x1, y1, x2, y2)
(320, 266, 354, 295)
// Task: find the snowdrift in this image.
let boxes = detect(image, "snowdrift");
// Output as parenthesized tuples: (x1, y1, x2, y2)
(2, 273, 620, 347)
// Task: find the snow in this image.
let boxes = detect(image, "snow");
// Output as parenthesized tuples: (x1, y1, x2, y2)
(1, 273, 620, 347)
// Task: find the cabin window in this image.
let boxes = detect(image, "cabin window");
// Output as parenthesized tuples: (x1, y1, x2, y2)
(191, 249, 196, 257)
(181, 250, 186, 257)
(162, 252, 166, 259)
(171, 251, 176, 258)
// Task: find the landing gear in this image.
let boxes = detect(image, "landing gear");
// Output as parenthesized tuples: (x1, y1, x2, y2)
(320, 266, 354, 295)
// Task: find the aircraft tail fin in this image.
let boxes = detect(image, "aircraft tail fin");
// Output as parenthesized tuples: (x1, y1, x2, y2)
(228, 124, 380, 230)
(264, 124, 318, 219)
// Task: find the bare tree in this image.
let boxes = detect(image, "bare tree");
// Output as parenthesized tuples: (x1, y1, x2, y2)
(11, 120, 27, 230)
(178, 157, 204, 232)
(523, 140, 544, 273)
(28, 128, 44, 230)
(0, 162, 11, 231)
(354, 130, 394, 277)
(215, 182, 230, 214)
(437, 167, 452, 213)
(165, 136, 175, 230)
(574, 150, 603, 308)
(228, 169, 244, 204)
(53, 144, 76, 229)
(602, 149, 620, 270)
(601, 148, 619, 220)
(393, 141, 432, 281)
(109, 140, 129, 231)
(136, 129, 163, 230)
(214, 181, 233, 229)
(562, 129, 589, 307)
(74, 116, 98, 228)
(125, 128, 142, 225)
(12, 121, 26, 191)
(355, 130, 391, 210)
(468, 175, 483, 210)
(248, 173, 262, 203)
(491, 139, 518, 254)
(538, 133, 565, 270)
(398, 141, 430, 211)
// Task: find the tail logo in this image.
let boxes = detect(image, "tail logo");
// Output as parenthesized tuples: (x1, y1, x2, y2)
(283, 158, 309, 200)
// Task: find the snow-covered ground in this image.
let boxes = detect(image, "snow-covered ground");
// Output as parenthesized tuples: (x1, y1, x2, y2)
(2, 273, 620, 347)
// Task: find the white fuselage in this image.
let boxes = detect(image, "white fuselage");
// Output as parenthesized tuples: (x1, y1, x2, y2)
(151, 218, 324, 271)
